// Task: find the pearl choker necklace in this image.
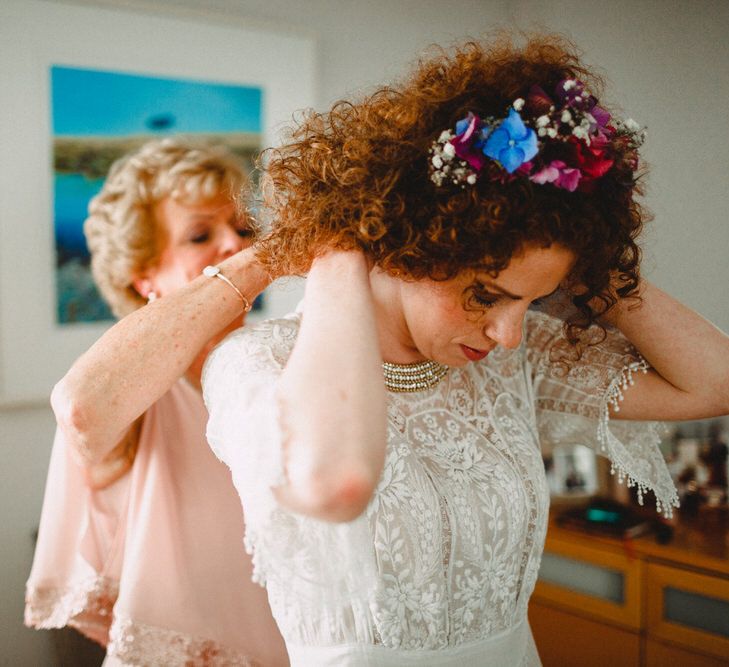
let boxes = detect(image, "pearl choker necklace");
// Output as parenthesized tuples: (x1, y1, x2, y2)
(382, 359, 449, 393)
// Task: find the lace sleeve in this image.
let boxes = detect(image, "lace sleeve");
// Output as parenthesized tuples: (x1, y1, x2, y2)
(525, 310, 679, 517)
(202, 314, 377, 611)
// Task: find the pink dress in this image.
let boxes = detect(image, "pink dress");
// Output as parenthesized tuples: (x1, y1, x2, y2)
(25, 379, 289, 666)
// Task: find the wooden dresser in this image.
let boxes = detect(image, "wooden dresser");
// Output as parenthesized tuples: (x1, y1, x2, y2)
(529, 512, 729, 666)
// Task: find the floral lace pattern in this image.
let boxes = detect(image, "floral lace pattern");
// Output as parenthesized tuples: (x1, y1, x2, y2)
(203, 309, 677, 661)
(367, 376, 549, 650)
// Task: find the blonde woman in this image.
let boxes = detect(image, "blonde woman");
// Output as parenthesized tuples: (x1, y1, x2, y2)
(25, 139, 288, 666)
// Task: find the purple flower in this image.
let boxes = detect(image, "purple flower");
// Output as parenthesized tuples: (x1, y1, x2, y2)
(483, 108, 539, 173)
(556, 79, 587, 106)
(530, 160, 581, 192)
(556, 79, 611, 133)
(450, 113, 490, 170)
(591, 105, 611, 128)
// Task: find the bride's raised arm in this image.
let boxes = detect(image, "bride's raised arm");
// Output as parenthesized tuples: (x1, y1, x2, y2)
(599, 279, 729, 421)
(272, 250, 387, 521)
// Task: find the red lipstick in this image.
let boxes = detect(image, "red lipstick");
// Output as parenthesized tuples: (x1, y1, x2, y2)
(460, 344, 490, 362)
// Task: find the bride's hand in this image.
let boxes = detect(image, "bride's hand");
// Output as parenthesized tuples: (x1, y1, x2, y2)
(307, 248, 374, 298)
(310, 247, 371, 270)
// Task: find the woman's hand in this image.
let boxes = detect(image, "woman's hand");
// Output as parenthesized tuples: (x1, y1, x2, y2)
(53, 245, 272, 466)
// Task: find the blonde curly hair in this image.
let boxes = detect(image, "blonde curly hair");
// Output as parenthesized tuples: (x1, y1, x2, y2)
(85, 137, 249, 317)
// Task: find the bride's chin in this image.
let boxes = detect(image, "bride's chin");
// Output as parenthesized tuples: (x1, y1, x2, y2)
(428, 350, 467, 368)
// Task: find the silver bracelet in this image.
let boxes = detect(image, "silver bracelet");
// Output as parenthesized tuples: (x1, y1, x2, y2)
(202, 265, 252, 312)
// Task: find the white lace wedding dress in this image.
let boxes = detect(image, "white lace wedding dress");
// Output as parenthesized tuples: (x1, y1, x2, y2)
(203, 309, 678, 666)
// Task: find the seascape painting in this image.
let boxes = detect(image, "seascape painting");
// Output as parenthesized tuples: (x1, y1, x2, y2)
(52, 65, 262, 324)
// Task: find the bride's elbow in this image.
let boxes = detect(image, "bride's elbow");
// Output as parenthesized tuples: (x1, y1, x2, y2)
(322, 467, 377, 522)
(276, 463, 377, 523)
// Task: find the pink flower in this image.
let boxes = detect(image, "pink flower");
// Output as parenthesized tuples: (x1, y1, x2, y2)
(530, 160, 581, 192)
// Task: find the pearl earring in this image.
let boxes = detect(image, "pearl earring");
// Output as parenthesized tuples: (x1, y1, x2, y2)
(147, 291, 158, 303)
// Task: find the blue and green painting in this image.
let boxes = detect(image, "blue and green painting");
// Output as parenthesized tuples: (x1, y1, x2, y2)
(52, 65, 262, 323)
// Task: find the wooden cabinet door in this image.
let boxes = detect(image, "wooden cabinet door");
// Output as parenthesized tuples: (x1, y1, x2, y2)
(529, 601, 641, 667)
(646, 562, 729, 663)
(645, 638, 729, 667)
(533, 535, 643, 630)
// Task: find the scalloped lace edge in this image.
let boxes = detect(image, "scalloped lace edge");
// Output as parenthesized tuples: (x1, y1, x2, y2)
(597, 356, 680, 518)
(25, 576, 117, 632)
(108, 615, 259, 666)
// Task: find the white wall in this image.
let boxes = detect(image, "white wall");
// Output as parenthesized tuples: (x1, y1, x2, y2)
(83, 0, 507, 108)
(510, 0, 729, 332)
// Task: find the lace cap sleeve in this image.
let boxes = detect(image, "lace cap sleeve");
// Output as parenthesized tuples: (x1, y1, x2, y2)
(202, 314, 377, 609)
(525, 309, 679, 517)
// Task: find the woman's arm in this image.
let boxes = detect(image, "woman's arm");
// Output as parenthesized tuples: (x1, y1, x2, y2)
(600, 279, 729, 421)
(52, 246, 270, 464)
(273, 250, 388, 522)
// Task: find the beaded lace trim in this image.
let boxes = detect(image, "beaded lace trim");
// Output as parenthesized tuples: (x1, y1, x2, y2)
(597, 354, 679, 517)
(382, 359, 449, 393)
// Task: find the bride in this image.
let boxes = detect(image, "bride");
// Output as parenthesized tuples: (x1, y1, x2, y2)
(201, 35, 728, 665)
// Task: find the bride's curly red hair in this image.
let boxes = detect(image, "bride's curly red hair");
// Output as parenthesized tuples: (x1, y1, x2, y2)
(257, 33, 648, 336)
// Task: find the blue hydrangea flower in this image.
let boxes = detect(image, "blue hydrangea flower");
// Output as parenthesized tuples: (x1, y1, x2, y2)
(483, 108, 539, 173)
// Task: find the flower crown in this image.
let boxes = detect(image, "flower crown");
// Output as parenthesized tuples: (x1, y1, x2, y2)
(429, 79, 645, 193)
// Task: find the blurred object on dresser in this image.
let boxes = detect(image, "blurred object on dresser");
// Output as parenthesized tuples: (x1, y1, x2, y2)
(555, 496, 665, 541)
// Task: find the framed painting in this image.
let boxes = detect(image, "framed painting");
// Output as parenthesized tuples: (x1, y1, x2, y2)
(52, 65, 264, 323)
(0, 0, 314, 403)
